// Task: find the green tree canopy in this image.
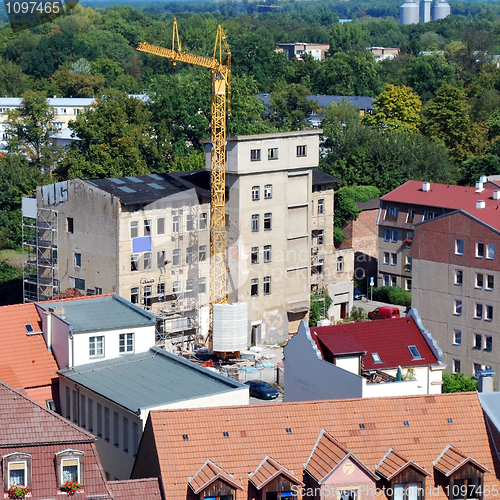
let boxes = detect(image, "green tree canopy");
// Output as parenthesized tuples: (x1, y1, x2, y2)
(363, 83, 422, 133)
(329, 22, 370, 54)
(56, 92, 156, 179)
(442, 371, 478, 393)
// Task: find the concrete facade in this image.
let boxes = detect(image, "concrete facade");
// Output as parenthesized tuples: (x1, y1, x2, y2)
(35, 176, 211, 347)
(411, 211, 500, 385)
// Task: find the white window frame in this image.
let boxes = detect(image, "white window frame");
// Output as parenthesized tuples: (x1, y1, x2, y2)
(56, 449, 84, 486)
(454, 300, 462, 316)
(318, 199, 325, 215)
(268, 147, 278, 160)
(199, 245, 206, 262)
(263, 276, 271, 295)
(119, 333, 134, 353)
(186, 214, 194, 231)
(89, 336, 104, 357)
(172, 216, 180, 233)
(264, 184, 272, 199)
(487, 243, 495, 260)
(199, 213, 207, 229)
(384, 230, 391, 242)
(297, 145, 307, 157)
(252, 186, 260, 201)
(263, 245, 271, 263)
(391, 231, 398, 243)
(453, 330, 462, 346)
(455, 239, 464, 255)
(251, 149, 261, 161)
(476, 242, 485, 258)
(130, 221, 138, 238)
(144, 219, 152, 236)
(252, 214, 259, 232)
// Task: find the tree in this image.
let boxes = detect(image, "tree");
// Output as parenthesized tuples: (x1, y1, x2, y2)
(268, 82, 318, 131)
(421, 84, 486, 163)
(56, 92, 156, 179)
(4, 91, 61, 173)
(309, 289, 333, 326)
(329, 22, 369, 55)
(442, 371, 478, 393)
(363, 84, 422, 133)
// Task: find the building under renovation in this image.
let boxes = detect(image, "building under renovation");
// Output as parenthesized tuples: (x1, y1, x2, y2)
(23, 131, 353, 346)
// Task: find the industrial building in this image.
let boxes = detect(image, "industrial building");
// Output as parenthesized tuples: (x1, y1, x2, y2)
(24, 130, 354, 346)
(400, 0, 450, 24)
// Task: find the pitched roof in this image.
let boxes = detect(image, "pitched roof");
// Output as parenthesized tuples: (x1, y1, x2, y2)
(37, 294, 156, 333)
(434, 445, 489, 477)
(248, 456, 304, 490)
(311, 316, 439, 370)
(377, 448, 430, 480)
(0, 302, 58, 405)
(304, 429, 378, 484)
(0, 380, 94, 447)
(189, 460, 243, 493)
(144, 392, 497, 500)
(381, 180, 500, 232)
(58, 347, 246, 412)
(108, 478, 163, 500)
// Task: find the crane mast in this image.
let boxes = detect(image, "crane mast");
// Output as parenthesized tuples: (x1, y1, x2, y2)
(137, 20, 230, 312)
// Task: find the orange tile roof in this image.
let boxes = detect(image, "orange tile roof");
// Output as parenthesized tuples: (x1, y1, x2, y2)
(189, 460, 243, 494)
(249, 456, 304, 490)
(434, 445, 489, 477)
(0, 303, 58, 405)
(145, 392, 498, 500)
(305, 430, 378, 484)
(376, 449, 430, 480)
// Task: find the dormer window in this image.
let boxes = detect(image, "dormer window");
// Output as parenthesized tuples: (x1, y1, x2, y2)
(55, 449, 84, 486)
(2, 453, 32, 490)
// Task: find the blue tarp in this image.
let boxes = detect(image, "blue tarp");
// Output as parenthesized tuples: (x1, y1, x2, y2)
(132, 237, 152, 253)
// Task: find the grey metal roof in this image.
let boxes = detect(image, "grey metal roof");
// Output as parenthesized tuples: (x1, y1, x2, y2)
(88, 173, 206, 206)
(257, 94, 375, 112)
(58, 347, 247, 412)
(479, 392, 500, 432)
(37, 295, 156, 333)
(355, 197, 381, 211)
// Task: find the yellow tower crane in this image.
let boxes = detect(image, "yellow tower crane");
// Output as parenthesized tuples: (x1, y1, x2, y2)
(136, 19, 230, 315)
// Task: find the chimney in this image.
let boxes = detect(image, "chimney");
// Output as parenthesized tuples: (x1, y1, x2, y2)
(422, 182, 430, 192)
(480, 176, 487, 184)
(43, 310, 52, 351)
(476, 200, 486, 209)
(494, 190, 500, 200)
(476, 182, 484, 193)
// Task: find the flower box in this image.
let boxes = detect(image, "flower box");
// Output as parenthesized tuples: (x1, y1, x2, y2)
(7, 486, 30, 500)
(60, 482, 83, 495)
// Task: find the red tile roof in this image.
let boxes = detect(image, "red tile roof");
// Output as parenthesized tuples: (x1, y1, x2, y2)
(381, 180, 500, 232)
(108, 478, 163, 500)
(317, 332, 366, 356)
(0, 303, 58, 405)
(377, 449, 430, 480)
(0, 380, 94, 446)
(189, 460, 243, 494)
(311, 316, 438, 370)
(0, 381, 112, 499)
(249, 456, 304, 490)
(434, 445, 489, 477)
(142, 392, 498, 500)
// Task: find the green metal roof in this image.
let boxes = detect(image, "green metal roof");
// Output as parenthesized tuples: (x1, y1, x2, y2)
(58, 347, 246, 412)
(37, 295, 156, 333)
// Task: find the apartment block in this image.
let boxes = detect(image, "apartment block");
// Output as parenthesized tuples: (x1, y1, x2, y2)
(412, 208, 500, 385)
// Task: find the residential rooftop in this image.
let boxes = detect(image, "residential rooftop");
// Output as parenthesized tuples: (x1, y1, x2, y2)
(382, 180, 500, 232)
(58, 346, 247, 412)
(310, 313, 441, 370)
(0, 302, 58, 405)
(37, 294, 156, 333)
(135, 392, 498, 500)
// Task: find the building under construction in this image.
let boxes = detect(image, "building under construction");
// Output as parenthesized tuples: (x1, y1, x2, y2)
(24, 131, 354, 346)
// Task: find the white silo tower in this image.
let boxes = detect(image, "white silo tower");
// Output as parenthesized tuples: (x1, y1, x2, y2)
(420, 0, 431, 22)
(400, 0, 420, 25)
(431, 0, 451, 20)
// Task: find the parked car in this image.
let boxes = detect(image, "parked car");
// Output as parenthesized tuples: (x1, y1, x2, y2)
(245, 380, 279, 400)
(368, 306, 400, 320)
(353, 286, 362, 300)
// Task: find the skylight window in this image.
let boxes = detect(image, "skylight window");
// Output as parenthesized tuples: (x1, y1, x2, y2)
(148, 174, 163, 181)
(359, 424, 365, 430)
(371, 353, 382, 363)
(148, 183, 165, 190)
(125, 176, 144, 183)
(109, 177, 125, 184)
(182, 434, 189, 441)
(223, 431, 229, 438)
(447, 419, 453, 425)
(408, 345, 422, 359)
(24, 324, 34, 334)
(404, 421, 409, 427)
(118, 186, 136, 193)
(286, 428, 292, 434)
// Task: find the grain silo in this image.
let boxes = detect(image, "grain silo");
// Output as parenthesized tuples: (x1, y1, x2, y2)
(400, 0, 419, 25)
(420, 0, 431, 22)
(431, 0, 451, 20)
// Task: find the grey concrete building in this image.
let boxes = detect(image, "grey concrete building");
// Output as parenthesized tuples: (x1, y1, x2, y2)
(27, 131, 355, 346)
(412, 208, 500, 386)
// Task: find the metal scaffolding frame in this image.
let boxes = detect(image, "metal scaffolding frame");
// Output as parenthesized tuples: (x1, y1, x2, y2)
(23, 207, 59, 302)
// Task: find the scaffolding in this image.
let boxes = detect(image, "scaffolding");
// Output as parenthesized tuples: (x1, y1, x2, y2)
(22, 206, 59, 302)
(134, 198, 203, 352)
(311, 206, 328, 316)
